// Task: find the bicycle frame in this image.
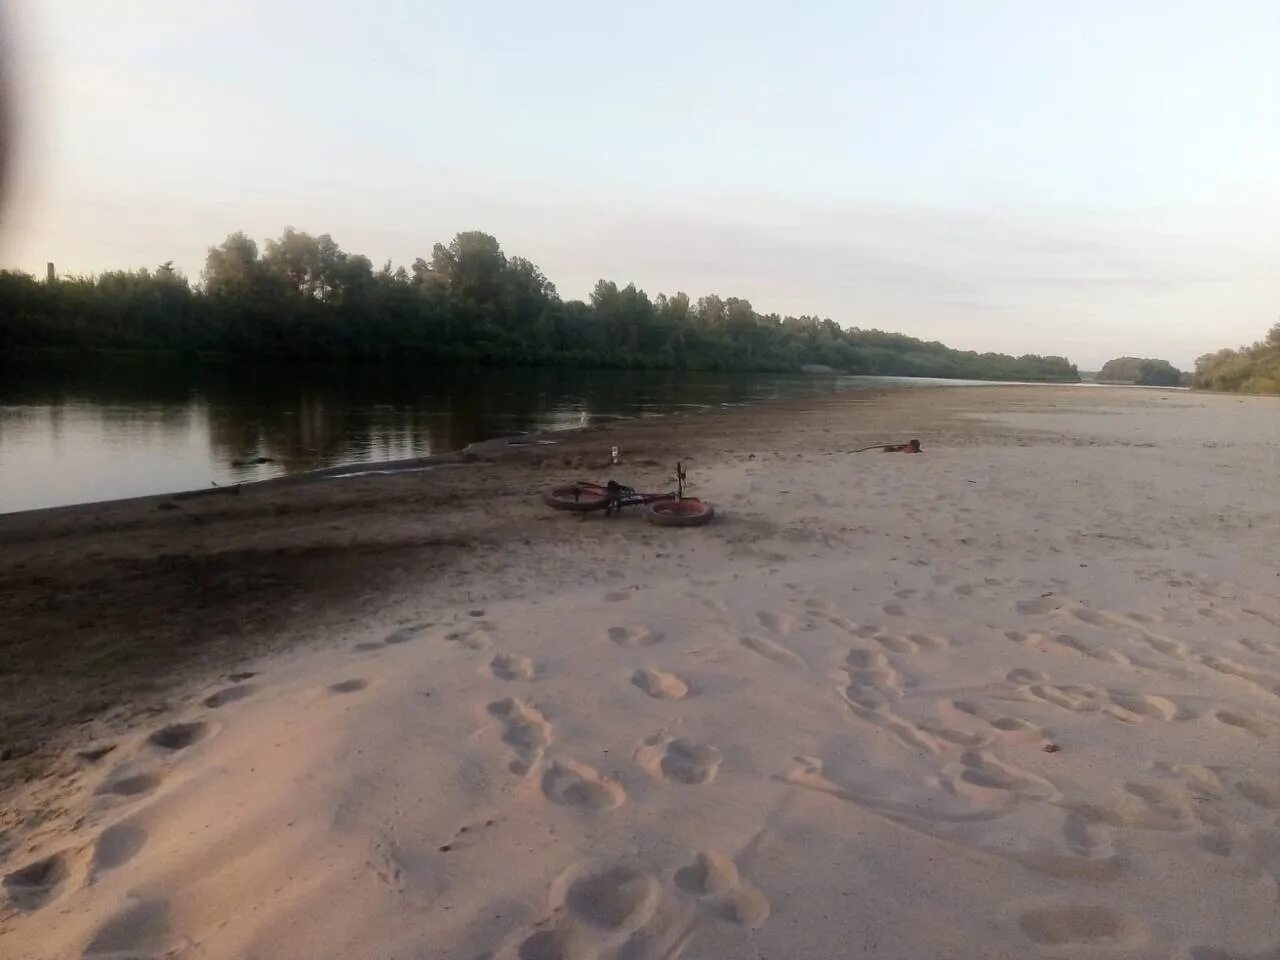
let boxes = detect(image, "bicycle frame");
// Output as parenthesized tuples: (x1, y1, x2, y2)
(563, 462, 689, 515)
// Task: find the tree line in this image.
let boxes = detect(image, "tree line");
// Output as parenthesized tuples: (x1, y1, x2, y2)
(1096, 356, 1185, 386)
(1193, 324, 1280, 395)
(0, 228, 1080, 381)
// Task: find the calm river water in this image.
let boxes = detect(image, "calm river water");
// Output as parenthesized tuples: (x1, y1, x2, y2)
(1, 357, 971, 513)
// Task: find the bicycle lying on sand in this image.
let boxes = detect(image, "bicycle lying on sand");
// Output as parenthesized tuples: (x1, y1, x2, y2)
(542, 462, 715, 527)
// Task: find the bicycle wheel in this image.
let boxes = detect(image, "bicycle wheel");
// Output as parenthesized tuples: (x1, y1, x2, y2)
(645, 498, 715, 527)
(543, 482, 611, 512)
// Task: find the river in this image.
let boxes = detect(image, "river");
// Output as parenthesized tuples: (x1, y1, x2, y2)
(1, 356, 990, 513)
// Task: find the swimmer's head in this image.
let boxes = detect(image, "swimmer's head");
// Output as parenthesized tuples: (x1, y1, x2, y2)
(908, 439, 921, 452)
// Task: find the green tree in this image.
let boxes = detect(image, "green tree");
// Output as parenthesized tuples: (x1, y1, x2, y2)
(202, 232, 262, 296)
(0, 227, 1084, 382)
(1194, 323, 1280, 394)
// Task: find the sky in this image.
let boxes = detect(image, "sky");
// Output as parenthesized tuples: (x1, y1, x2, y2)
(2, 0, 1278, 369)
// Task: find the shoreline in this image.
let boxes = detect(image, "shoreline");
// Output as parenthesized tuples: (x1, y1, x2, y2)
(1, 376, 1108, 521)
(0, 382, 994, 783)
(0, 380, 890, 521)
(3, 383, 1277, 959)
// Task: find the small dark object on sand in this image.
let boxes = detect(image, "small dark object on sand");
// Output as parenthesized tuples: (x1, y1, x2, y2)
(855, 439, 922, 453)
(1043, 743, 1061, 753)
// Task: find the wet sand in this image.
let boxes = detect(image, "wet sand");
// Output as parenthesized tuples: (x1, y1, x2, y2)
(2, 384, 1278, 959)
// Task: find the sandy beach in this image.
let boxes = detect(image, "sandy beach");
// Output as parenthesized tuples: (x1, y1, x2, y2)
(2, 384, 1278, 960)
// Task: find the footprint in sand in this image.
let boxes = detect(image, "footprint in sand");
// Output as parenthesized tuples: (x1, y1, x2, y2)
(739, 635, 805, 668)
(823, 614, 881, 638)
(384, 624, 427, 645)
(509, 931, 593, 960)
(756, 610, 797, 635)
(841, 647, 903, 707)
(93, 823, 148, 874)
(1235, 777, 1280, 809)
(1068, 606, 1191, 660)
(98, 771, 163, 798)
(1004, 630, 1130, 666)
(147, 721, 210, 751)
(490, 653, 536, 681)
(1017, 906, 1147, 947)
(1108, 691, 1192, 722)
(629, 669, 688, 700)
(1004, 671, 1108, 715)
(1198, 655, 1280, 697)
(1243, 607, 1280, 628)
(1005, 630, 1045, 645)
(873, 631, 947, 654)
(803, 596, 837, 616)
(871, 632, 917, 654)
(1125, 611, 1162, 624)
(329, 679, 368, 694)
(1060, 809, 1112, 859)
(1213, 709, 1274, 738)
(1237, 603, 1278, 624)
(1240, 636, 1280, 657)
(950, 701, 1046, 743)
(82, 898, 185, 959)
(551, 862, 661, 934)
(838, 652, 938, 754)
(673, 851, 770, 929)
(1064, 782, 1193, 833)
(1198, 606, 1237, 624)
(541, 760, 626, 811)
(1065, 608, 1107, 629)
(846, 649, 889, 670)
(637, 736, 721, 785)
(447, 623, 493, 651)
(674, 850, 739, 896)
(1015, 596, 1062, 615)
(1198, 829, 1235, 859)
(203, 683, 255, 709)
(488, 698, 552, 775)
(1030, 682, 1106, 714)
(77, 744, 117, 764)
(513, 926, 594, 960)
(3, 852, 69, 911)
(1006, 667, 1047, 685)
(608, 625, 665, 647)
(1154, 762, 1230, 800)
(944, 749, 1056, 807)
(685, 591, 730, 615)
(1050, 634, 1130, 665)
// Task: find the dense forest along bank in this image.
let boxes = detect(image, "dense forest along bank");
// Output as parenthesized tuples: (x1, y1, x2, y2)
(1, 229, 1081, 381)
(0, 357, 1004, 513)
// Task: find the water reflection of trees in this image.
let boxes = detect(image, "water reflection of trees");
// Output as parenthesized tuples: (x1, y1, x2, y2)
(1, 356, 857, 478)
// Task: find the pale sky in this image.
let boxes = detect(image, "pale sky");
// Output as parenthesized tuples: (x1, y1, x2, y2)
(3, 0, 1278, 368)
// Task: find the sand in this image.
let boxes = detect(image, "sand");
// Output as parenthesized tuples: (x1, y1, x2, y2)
(2, 385, 1278, 960)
